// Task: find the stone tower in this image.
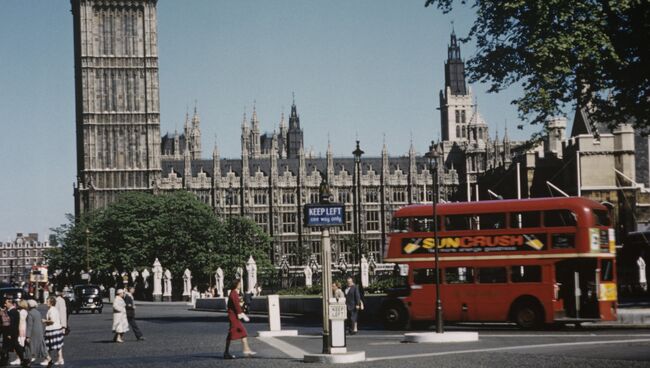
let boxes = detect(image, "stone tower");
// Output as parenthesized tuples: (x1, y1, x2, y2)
(439, 30, 474, 142)
(286, 97, 304, 159)
(72, 0, 162, 215)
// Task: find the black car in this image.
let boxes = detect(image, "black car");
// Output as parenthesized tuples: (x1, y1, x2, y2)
(0, 287, 29, 305)
(72, 284, 103, 314)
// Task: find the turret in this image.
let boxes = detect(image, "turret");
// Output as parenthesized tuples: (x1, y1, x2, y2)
(183, 140, 191, 188)
(251, 104, 261, 159)
(190, 105, 202, 159)
(286, 94, 304, 159)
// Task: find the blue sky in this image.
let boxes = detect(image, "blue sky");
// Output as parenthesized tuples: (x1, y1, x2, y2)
(0, 0, 540, 240)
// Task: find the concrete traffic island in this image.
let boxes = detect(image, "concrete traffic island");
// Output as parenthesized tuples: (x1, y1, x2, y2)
(303, 351, 366, 364)
(403, 331, 479, 343)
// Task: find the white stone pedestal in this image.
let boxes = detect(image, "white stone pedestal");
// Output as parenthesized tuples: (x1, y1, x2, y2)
(303, 351, 366, 364)
(256, 295, 298, 337)
(403, 331, 479, 343)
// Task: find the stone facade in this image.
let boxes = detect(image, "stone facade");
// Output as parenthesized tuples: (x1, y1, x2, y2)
(72, 0, 162, 215)
(0, 233, 51, 283)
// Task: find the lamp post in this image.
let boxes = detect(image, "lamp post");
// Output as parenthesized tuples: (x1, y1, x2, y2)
(352, 140, 364, 280)
(227, 183, 234, 276)
(425, 141, 444, 334)
(85, 228, 90, 274)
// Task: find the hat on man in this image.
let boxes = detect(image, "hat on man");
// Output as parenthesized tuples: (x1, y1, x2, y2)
(27, 300, 38, 308)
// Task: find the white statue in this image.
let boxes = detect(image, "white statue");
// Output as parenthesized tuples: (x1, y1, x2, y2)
(639, 257, 647, 291)
(163, 268, 172, 301)
(215, 268, 224, 298)
(152, 258, 163, 301)
(131, 269, 139, 285)
(360, 254, 369, 288)
(182, 269, 192, 299)
(304, 265, 313, 288)
(246, 256, 257, 294)
(141, 268, 150, 290)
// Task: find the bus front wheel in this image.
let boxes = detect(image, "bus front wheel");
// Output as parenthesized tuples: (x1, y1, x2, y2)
(512, 301, 544, 329)
(381, 303, 408, 330)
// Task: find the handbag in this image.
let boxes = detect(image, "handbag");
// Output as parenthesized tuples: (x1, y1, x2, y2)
(64, 326, 70, 336)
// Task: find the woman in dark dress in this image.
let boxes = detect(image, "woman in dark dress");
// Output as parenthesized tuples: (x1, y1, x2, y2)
(224, 279, 255, 359)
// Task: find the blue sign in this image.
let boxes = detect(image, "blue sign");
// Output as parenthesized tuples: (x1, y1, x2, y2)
(304, 204, 346, 227)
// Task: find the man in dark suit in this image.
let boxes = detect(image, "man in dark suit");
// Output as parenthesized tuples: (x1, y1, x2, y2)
(344, 276, 362, 335)
(0, 298, 27, 367)
(124, 287, 145, 341)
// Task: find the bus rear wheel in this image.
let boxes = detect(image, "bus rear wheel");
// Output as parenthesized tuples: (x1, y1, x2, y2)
(513, 302, 544, 329)
(381, 303, 408, 330)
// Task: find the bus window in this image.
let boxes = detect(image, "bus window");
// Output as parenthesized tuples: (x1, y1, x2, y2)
(511, 265, 542, 283)
(478, 267, 507, 283)
(601, 259, 614, 281)
(510, 211, 541, 228)
(594, 210, 611, 226)
(479, 213, 506, 229)
(551, 233, 575, 249)
(445, 267, 475, 284)
(411, 217, 442, 232)
(544, 210, 577, 227)
(445, 215, 471, 231)
(390, 217, 408, 232)
(413, 268, 441, 285)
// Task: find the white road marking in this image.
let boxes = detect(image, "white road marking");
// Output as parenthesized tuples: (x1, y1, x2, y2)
(257, 336, 308, 359)
(365, 338, 650, 362)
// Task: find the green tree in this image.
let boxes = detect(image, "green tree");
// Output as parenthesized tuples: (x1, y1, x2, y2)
(47, 191, 272, 297)
(425, 0, 649, 133)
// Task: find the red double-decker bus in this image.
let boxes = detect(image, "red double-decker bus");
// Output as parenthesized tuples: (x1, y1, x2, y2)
(381, 197, 617, 329)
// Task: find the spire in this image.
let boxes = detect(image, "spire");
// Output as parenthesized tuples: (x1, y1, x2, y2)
(183, 140, 191, 187)
(279, 111, 286, 130)
(326, 134, 334, 180)
(212, 135, 219, 158)
(270, 132, 278, 178)
(382, 134, 389, 176)
(212, 137, 221, 180)
(241, 111, 248, 131)
(183, 107, 190, 138)
(251, 101, 258, 126)
(444, 28, 467, 95)
(504, 122, 510, 143)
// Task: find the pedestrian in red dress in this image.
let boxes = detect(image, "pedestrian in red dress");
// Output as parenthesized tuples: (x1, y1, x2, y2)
(223, 279, 255, 359)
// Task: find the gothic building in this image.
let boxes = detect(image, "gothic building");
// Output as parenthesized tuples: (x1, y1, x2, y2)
(72, 0, 527, 266)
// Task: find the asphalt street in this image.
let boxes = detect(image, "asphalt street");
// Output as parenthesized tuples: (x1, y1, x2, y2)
(46, 303, 650, 367)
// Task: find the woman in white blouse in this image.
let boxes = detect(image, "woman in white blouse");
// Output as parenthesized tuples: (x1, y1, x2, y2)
(42, 296, 64, 366)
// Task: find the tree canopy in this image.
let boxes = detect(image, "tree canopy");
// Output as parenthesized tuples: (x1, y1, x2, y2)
(47, 191, 272, 292)
(426, 0, 649, 133)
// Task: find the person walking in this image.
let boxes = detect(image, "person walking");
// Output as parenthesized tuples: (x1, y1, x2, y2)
(223, 279, 255, 359)
(1, 298, 27, 367)
(344, 276, 362, 335)
(54, 292, 67, 365)
(332, 282, 345, 301)
(25, 300, 48, 366)
(112, 289, 129, 343)
(43, 296, 64, 367)
(124, 287, 144, 341)
(11, 300, 29, 367)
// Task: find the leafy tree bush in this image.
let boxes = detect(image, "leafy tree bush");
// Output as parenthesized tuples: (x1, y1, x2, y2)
(47, 191, 271, 298)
